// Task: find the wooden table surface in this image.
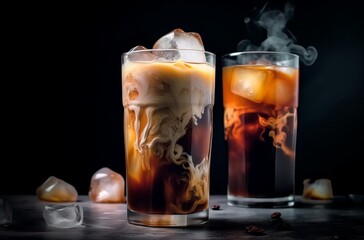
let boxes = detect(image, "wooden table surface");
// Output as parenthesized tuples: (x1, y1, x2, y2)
(1, 195, 363, 240)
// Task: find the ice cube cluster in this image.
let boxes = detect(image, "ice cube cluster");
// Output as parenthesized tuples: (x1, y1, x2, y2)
(35, 167, 126, 228)
(128, 28, 207, 63)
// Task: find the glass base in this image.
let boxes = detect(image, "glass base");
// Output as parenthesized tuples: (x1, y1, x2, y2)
(127, 209, 209, 227)
(228, 195, 295, 208)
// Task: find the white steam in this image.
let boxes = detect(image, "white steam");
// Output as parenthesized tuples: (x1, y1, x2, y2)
(238, 2, 318, 66)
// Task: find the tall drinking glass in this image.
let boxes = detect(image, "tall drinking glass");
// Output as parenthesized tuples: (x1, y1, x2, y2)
(222, 51, 299, 207)
(122, 49, 215, 226)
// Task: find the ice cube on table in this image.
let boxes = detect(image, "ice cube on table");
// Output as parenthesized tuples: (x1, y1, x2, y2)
(0, 198, 12, 226)
(36, 176, 78, 202)
(43, 204, 83, 228)
(303, 179, 333, 200)
(231, 67, 274, 103)
(153, 28, 206, 63)
(89, 167, 126, 203)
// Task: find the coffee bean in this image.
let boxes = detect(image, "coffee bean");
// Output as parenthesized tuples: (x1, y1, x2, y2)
(245, 225, 265, 236)
(244, 224, 254, 231)
(211, 204, 220, 210)
(271, 212, 282, 219)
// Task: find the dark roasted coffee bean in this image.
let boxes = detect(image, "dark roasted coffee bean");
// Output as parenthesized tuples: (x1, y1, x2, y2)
(211, 205, 220, 210)
(244, 224, 254, 231)
(271, 212, 282, 219)
(246, 225, 265, 236)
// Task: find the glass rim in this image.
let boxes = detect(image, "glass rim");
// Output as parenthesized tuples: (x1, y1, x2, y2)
(222, 51, 299, 59)
(122, 48, 215, 57)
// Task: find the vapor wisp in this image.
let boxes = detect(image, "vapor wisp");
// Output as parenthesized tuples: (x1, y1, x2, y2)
(238, 2, 318, 66)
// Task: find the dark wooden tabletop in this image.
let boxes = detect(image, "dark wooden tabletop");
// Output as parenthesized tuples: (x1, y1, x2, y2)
(1, 195, 363, 240)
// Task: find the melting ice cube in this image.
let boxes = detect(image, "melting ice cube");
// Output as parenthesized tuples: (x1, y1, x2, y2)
(36, 176, 78, 202)
(89, 167, 126, 203)
(275, 66, 297, 79)
(231, 67, 274, 103)
(303, 179, 333, 200)
(127, 45, 156, 61)
(264, 77, 294, 106)
(43, 204, 83, 228)
(0, 198, 12, 226)
(153, 28, 206, 63)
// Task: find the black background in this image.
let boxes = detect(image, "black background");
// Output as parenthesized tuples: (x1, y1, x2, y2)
(2, 0, 363, 197)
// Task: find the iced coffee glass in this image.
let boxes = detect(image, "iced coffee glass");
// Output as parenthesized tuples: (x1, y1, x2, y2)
(222, 51, 299, 208)
(122, 49, 215, 226)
